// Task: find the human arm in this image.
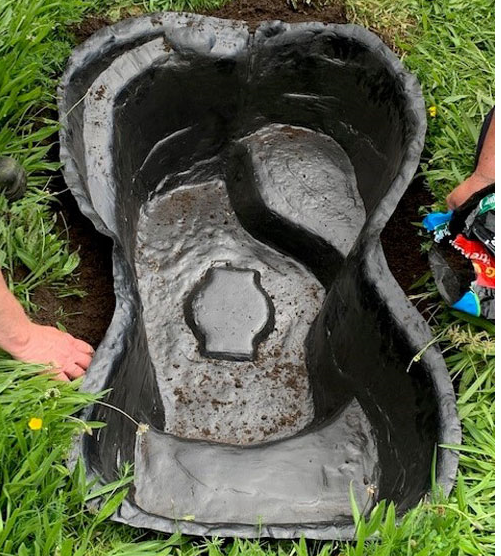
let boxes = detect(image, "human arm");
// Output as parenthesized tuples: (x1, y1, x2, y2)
(446, 111, 495, 210)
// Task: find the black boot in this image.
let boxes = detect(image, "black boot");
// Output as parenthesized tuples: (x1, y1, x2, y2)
(0, 156, 27, 201)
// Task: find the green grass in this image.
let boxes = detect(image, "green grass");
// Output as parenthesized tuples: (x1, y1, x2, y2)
(0, 0, 494, 554)
(347, 0, 495, 204)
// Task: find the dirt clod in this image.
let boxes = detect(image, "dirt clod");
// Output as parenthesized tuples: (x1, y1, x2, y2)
(68, 16, 113, 44)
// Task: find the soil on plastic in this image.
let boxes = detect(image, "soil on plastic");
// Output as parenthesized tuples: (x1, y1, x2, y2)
(436, 241, 474, 277)
(25, 172, 431, 351)
(433, 236, 475, 295)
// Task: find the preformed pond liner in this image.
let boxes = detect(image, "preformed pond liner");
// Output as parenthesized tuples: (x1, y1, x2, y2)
(59, 13, 461, 539)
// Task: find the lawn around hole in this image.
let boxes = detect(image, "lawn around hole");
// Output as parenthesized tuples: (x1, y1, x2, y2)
(0, 0, 494, 555)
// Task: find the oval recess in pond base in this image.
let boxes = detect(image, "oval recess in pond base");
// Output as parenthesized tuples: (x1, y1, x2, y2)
(185, 266, 275, 361)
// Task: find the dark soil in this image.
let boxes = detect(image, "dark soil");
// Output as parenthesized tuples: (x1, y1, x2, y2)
(68, 15, 113, 44)
(30, 181, 115, 349)
(381, 176, 434, 294)
(205, 0, 347, 29)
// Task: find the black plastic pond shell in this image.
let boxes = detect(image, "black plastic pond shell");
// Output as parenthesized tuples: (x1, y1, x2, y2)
(59, 13, 461, 539)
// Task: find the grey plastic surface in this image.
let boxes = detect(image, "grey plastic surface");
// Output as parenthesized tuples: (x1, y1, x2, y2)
(59, 13, 460, 539)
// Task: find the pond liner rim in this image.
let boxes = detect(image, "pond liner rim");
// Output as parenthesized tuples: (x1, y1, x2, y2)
(58, 12, 461, 539)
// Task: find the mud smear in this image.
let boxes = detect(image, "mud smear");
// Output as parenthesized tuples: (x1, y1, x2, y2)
(135, 179, 322, 444)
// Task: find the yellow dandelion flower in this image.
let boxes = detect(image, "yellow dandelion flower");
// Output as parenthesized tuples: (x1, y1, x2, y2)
(428, 105, 437, 118)
(28, 417, 43, 431)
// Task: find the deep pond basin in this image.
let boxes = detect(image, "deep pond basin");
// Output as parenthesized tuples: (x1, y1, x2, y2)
(59, 13, 461, 539)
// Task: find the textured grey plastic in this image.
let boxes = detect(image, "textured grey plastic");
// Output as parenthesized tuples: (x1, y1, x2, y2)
(58, 13, 461, 539)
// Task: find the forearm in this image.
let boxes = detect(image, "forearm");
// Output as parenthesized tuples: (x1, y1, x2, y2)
(0, 271, 31, 352)
(447, 111, 495, 209)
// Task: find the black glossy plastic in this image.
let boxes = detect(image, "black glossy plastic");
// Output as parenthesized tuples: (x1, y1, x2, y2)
(59, 13, 460, 539)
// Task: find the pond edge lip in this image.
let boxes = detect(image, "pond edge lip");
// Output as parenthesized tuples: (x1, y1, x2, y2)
(58, 12, 461, 539)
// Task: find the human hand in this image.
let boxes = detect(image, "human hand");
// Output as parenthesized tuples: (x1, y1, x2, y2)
(446, 171, 493, 210)
(9, 323, 94, 381)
